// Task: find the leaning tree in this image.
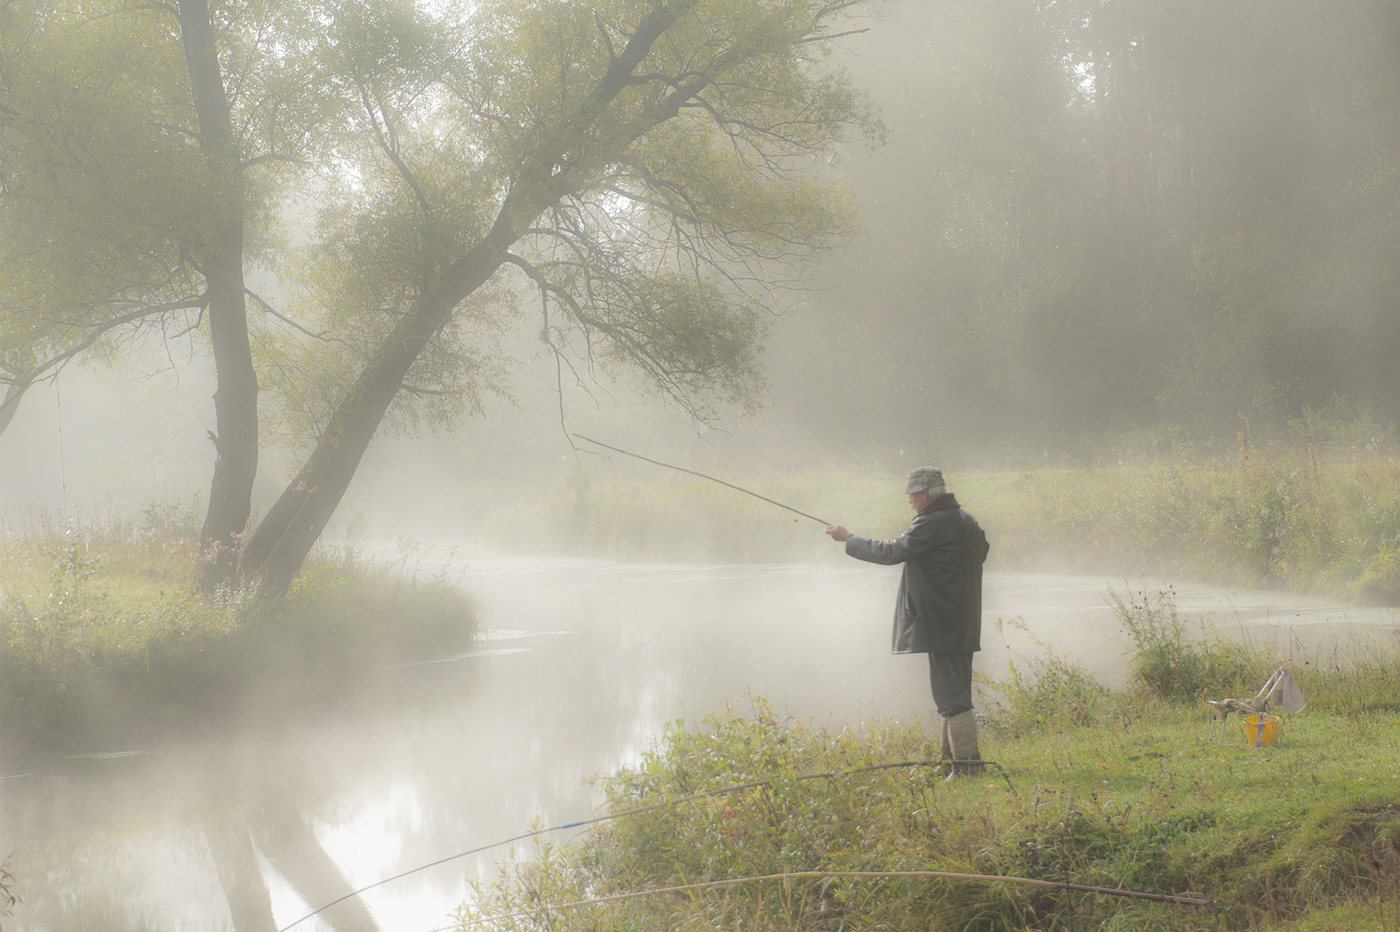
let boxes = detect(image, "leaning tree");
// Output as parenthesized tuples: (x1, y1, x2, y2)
(239, 0, 884, 595)
(4, 0, 884, 596)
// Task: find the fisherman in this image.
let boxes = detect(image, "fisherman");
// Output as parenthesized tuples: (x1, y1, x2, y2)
(825, 467, 990, 777)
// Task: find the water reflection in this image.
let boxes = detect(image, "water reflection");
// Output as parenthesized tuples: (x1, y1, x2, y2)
(2, 554, 1396, 931)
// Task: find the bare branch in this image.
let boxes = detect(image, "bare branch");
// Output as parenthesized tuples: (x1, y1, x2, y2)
(799, 27, 869, 43)
(0, 297, 204, 436)
(244, 287, 356, 348)
(357, 76, 433, 217)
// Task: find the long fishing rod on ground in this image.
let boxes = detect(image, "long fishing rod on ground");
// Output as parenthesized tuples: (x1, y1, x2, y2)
(571, 433, 833, 526)
(274, 757, 1012, 932)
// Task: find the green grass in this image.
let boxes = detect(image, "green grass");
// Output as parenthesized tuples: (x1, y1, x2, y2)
(966, 454, 1400, 603)
(458, 603, 1400, 931)
(0, 509, 479, 761)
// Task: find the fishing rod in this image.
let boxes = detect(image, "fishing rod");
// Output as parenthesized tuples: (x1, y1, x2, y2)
(571, 433, 833, 526)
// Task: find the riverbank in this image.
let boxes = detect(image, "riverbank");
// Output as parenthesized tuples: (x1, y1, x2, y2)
(461, 598, 1400, 931)
(0, 511, 479, 765)
(1, 546, 1394, 929)
(7, 446, 1393, 757)
(484, 448, 1400, 603)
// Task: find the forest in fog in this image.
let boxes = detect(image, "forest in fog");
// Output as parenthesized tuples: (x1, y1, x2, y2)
(787, 0, 1400, 453)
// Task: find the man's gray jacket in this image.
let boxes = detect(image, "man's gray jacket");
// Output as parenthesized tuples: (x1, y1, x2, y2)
(844, 494, 989, 654)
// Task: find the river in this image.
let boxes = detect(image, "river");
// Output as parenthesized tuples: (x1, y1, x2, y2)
(2, 549, 1396, 931)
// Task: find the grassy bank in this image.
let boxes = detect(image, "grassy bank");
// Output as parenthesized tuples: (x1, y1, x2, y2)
(460, 596, 1400, 931)
(969, 454, 1400, 603)
(0, 508, 479, 762)
(484, 447, 1400, 603)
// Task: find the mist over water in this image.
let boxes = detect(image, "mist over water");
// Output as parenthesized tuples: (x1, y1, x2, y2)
(4, 548, 1394, 931)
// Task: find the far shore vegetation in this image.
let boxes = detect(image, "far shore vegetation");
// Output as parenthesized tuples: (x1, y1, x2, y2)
(3, 427, 1396, 763)
(491, 419, 1400, 605)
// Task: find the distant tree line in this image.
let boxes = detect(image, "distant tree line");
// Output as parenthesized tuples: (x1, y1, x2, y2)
(780, 0, 1400, 453)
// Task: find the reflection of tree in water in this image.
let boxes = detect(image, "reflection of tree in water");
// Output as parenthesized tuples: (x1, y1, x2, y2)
(197, 742, 383, 932)
(5, 562, 907, 930)
(188, 630, 629, 932)
(195, 616, 669, 931)
(206, 798, 379, 932)
(205, 828, 275, 932)
(0, 743, 384, 931)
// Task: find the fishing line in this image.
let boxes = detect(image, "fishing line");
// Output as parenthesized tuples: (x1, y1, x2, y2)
(454, 869, 1210, 928)
(55, 375, 68, 515)
(275, 758, 1012, 932)
(571, 433, 832, 526)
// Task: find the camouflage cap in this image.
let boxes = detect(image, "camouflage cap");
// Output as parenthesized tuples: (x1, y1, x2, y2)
(903, 466, 945, 495)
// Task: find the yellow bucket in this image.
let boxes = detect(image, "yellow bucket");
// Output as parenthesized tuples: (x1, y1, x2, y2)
(1242, 714, 1279, 748)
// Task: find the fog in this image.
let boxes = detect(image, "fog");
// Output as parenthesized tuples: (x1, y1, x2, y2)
(9, 2, 1400, 524)
(7, 1, 1400, 523)
(0, 342, 825, 537)
(4, 1, 1400, 929)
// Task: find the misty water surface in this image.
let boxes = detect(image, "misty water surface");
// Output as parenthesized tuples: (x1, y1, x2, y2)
(2, 551, 1396, 932)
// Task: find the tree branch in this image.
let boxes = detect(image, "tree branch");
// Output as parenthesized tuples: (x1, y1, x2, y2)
(799, 27, 869, 43)
(242, 151, 303, 170)
(244, 287, 357, 348)
(357, 76, 433, 217)
(0, 298, 204, 437)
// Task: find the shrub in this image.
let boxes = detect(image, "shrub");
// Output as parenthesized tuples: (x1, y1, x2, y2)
(1112, 586, 1263, 702)
(983, 617, 1112, 737)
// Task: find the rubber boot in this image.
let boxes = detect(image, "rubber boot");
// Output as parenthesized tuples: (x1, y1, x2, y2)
(939, 715, 953, 764)
(945, 710, 985, 779)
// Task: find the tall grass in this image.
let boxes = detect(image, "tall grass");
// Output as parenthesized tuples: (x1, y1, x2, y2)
(972, 452, 1400, 603)
(1109, 586, 1262, 703)
(981, 616, 1112, 736)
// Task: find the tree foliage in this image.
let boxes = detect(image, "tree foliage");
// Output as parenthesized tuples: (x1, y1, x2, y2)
(0, 1, 209, 428)
(1, 0, 335, 587)
(238, 0, 882, 593)
(6, 0, 883, 593)
(256, 0, 876, 436)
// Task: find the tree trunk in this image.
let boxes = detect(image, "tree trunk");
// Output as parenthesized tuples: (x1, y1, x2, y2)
(180, 0, 259, 593)
(205, 828, 278, 932)
(0, 379, 32, 437)
(240, 243, 507, 597)
(258, 802, 381, 932)
(196, 220, 258, 593)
